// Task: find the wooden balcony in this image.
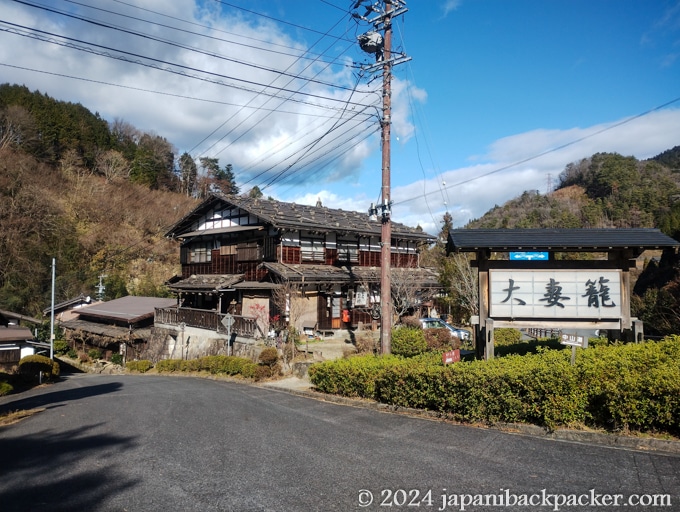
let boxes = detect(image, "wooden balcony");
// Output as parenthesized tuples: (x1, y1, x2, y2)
(155, 307, 264, 338)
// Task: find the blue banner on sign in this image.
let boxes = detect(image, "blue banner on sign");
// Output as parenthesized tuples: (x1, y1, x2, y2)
(509, 252, 549, 261)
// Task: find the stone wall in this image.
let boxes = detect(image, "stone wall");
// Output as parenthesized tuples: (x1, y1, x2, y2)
(141, 325, 262, 363)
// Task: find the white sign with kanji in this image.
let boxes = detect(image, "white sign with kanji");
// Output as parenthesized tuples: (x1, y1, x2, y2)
(490, 270, 622, 319)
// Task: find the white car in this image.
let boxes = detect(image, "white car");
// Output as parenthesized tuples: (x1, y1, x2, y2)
(419, 317, 471, 341)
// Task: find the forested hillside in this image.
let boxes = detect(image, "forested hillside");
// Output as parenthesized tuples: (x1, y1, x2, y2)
(466, 152, 680, 236)
(0, 143, 198, 314)
(0, 83, 259, 317)
(0, 84, 202, 315)
(0, 84, 240, 195)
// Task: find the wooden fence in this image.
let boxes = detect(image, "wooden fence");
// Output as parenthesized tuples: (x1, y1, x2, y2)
(155, 307, 264, 338)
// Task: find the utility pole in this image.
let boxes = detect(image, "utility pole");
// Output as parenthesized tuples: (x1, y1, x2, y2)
(50, 258, 55, 359)
(379, 1, 394, 355)
(356, 0, 410, 354)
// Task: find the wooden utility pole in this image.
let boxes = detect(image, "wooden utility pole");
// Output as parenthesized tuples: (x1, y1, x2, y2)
(379, 1, 394, 355)
(356, 0, 409, 354)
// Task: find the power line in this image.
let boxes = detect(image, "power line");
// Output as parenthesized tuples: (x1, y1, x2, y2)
(274, 126, 379, 194)
(394, 95, 680, 208)
(213, 0, 355, 43)
(7, 2, 360, 94)
(190, 12, 367, 158)
(0, 21, 370, 109)
(257, 109, 377, 191)
(61, 0, 345, 65)
(0, 62, 372, 120)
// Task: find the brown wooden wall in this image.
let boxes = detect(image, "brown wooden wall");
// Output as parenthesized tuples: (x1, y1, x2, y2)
(183, 247, 419, 277)
(182, 250, 265, 280)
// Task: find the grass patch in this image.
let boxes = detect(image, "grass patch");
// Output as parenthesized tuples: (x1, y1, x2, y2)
(0, 408, 45, 427)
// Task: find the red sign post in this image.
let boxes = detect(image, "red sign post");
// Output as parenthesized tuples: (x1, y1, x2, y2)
(442, 349, 460, 365)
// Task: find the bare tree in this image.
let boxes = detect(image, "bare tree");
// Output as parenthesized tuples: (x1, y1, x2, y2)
(60, 148, 89, 179)
(440, 253, 479, 322)
(0, 105, 37, 151)
(95, 149, 130, 183)
(270, 281, 303, 367)
(111, 118, 140, 146)
(354, 266, 433, 324)
(390, 267, 432, 319)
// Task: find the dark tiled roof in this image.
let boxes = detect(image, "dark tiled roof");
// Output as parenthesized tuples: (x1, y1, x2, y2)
(0, 309, 42, 326)
(167, 275, 280, 292)
(60, 319, 151, 341)
(262, 263, 440, 287)
(42, 293, 92, 316)
(448, 228, 680, 252)
(0, 326, 34, 342)
(167, 274, 245, 292)
(166, 194, 434, 241)
(75, 296, 176, 324)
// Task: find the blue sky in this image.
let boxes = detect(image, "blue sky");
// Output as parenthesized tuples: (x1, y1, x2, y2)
(1, 0, 679, 234)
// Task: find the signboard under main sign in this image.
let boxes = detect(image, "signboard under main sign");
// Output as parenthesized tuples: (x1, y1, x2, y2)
(509, 252, 549, 261)
(489, 270, 622, 319)
(560, 333, 588, 348)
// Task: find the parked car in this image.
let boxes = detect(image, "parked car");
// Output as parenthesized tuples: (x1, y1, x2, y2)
(419, 317, 471, 341)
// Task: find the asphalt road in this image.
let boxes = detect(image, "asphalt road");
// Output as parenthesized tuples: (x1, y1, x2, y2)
(0, 374, 678, 512)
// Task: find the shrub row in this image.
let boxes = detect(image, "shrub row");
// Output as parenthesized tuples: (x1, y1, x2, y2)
(0, 380, 13, 396)
(391, 327, 460, 358)
(18, 355, 60, 381)
(128, 353, 280, 381)
(308, 353, 441, 398)
(309, 337, 680, 434)
(155, 355, 254, 376)
(125, 360, 153, 373)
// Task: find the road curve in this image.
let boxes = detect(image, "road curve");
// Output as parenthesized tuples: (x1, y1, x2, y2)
(0, 374, 678, 511)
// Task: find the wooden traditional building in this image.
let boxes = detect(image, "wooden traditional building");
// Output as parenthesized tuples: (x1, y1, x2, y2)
(0, 310, 44, 369)
(157, 194, 438, 350)
(61, 296, 176, 361)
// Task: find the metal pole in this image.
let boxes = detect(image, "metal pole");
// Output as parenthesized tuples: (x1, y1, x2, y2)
(50, 257, 55, 359)
(380, 1, 393, 355)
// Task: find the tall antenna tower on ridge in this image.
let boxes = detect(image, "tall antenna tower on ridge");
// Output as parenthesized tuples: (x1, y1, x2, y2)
(354, 0, 410, 354)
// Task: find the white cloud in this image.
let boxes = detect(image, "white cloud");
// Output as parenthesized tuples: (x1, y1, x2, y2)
(441, 0, 463, 17)
(391, 108, 680, 234)
(0, 0, 381, 186)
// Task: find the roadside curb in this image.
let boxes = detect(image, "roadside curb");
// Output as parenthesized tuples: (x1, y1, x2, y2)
(260, 382, 680, 456)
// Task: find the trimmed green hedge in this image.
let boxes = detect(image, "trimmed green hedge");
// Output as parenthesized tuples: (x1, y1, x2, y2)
(126, 360, 153, 373)
(391, 327, 427, 357)
(494, 328, 523, 345)
(309, 337, 680, 434)
(308, 355, 401, 398)
(0, 380, 13, 396)
(155, 355, 253, 375)
(152, 355, 274, 381)
(18, 355, 60, 381)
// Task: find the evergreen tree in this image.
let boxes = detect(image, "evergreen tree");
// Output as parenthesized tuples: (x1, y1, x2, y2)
(198, 157, 239, 196)
(179, 152, 197, 197)
(248, 186, 264, 198)
(130, 133, 175, 190)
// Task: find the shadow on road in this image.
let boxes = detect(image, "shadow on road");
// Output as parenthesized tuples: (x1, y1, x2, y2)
(0, 424, 137, 511)
(0, 381, 124, 416)
(56, 358, 86, 374)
